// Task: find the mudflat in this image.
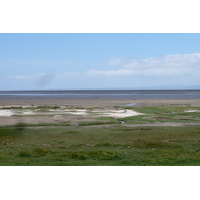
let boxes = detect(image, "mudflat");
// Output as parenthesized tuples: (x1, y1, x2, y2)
(1, 98, 200, 107)
(0, 99, 200, 126)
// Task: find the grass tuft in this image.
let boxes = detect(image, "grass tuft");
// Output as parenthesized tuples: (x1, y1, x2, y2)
(61, 151, 122, 161)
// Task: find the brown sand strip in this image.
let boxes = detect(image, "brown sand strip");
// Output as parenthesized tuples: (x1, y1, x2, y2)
(1, 99, 200, 107)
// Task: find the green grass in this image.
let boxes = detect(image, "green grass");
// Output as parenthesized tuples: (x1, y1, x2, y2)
(119, 106, 200, 124)
(0, 124, 200, 166)
(79, 117, 120, 126)
(1, 122, 70, 129)
(1, 106, 23, 109)
(125, 106, 197, 114)
(96, 117, 117, 120)
(66, 106, 85, 109)
(0, 105, 200, 166)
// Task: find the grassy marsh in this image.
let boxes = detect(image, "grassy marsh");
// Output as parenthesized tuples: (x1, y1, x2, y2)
(0, 124, 200, 166)
(119, 106, 200, 124)
(1, 105, 200, 165)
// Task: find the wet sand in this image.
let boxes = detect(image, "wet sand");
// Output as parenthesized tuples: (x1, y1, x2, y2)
(1, 99, 200, 107)
(0, 99, 133, 107)
(132, 99, 200, 107)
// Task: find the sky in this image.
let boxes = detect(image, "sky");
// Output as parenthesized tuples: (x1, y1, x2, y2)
(1, 33, 200, 90)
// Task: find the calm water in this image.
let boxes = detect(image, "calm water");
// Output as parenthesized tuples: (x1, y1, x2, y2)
(0, 90, 200, 100)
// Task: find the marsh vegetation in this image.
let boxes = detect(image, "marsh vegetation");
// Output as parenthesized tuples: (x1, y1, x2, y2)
(0, 105, 200, 165)
(0, 124, 200, 166)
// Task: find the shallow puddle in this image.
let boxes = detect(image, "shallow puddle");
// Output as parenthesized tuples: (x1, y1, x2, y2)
(124, 103, 137, 106)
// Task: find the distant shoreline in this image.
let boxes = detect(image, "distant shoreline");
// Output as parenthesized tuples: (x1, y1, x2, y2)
(1, 89, 200, 101)
(1, 89, 200, 92)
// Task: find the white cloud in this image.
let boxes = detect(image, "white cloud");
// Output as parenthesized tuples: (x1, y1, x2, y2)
(107, 58, 123, 66)
(4, 53, 200, 90)
(87, 53, 200, 77)
(58, 72, 81, 78)
(87, 69, 140, 76)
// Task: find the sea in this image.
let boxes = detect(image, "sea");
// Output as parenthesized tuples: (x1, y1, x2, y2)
(0, 90, 200, 100)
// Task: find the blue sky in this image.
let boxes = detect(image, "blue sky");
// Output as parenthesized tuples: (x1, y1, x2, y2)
(1, 33, 200, 90)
